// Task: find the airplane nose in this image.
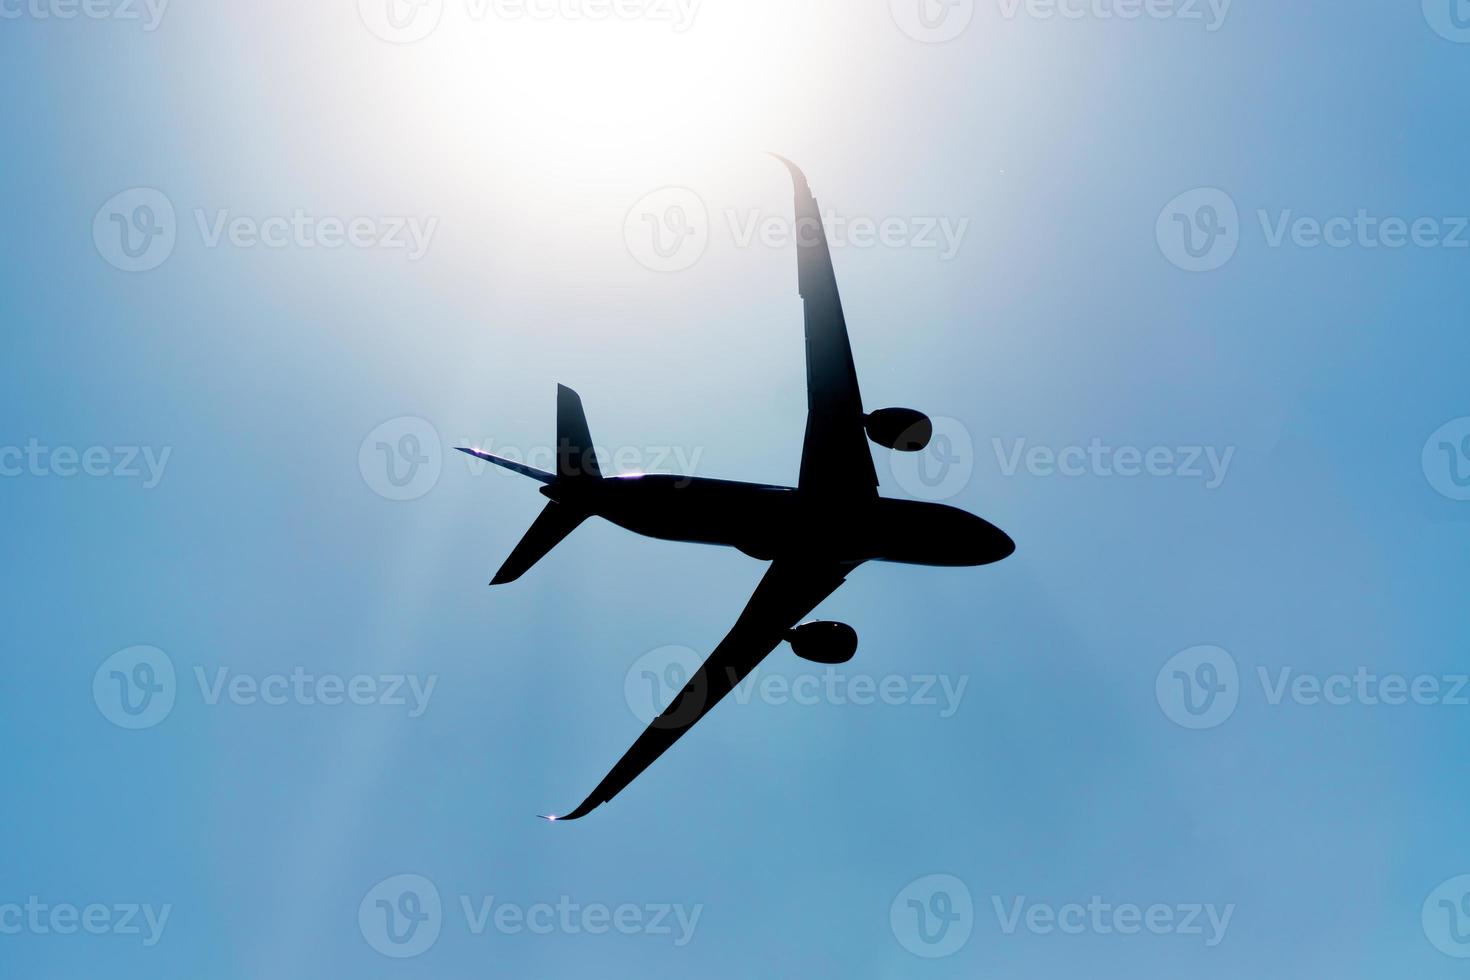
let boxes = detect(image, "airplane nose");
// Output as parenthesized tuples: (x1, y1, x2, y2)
(970, 513, 1014, 564)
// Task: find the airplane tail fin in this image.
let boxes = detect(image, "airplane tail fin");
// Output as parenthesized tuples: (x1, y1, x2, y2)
(557, 383, 601, 480)
(490, 500, 587, 585)
(471, 384, 602, 585)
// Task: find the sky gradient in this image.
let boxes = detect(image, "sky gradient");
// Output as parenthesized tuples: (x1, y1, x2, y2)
(4, 1, 1470, 976)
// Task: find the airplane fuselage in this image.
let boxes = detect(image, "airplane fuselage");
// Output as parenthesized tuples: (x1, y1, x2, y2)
(543, 473, 1015, 568)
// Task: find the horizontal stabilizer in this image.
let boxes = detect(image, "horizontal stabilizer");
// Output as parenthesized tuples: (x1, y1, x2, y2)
(491, 500, 586, 585)
(456, 447, 555, 484)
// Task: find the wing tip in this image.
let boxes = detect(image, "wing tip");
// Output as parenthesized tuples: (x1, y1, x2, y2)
(539, 797, 600, 822)
(767, 152, 810, 192)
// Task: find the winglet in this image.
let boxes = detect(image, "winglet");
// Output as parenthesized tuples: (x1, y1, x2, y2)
(539, 795, 600, 822)
(767, 153, 812, 196)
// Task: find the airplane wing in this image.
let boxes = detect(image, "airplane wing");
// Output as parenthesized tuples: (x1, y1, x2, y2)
(544, 558, 852, 821)
(774, 156, 880, 502)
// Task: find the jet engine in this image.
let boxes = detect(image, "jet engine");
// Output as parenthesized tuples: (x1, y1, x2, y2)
(864, 408, 932, 452)
(785, 621, 858, 664)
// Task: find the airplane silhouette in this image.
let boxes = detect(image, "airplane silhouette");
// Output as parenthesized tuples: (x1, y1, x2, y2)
(458, 157, 1014, 820)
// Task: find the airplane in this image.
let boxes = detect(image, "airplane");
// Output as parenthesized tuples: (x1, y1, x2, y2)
(457, 157, 1015, 821)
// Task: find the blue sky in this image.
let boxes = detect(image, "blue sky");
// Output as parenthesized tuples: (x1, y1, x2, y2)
(5, 1, 1470, 976)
